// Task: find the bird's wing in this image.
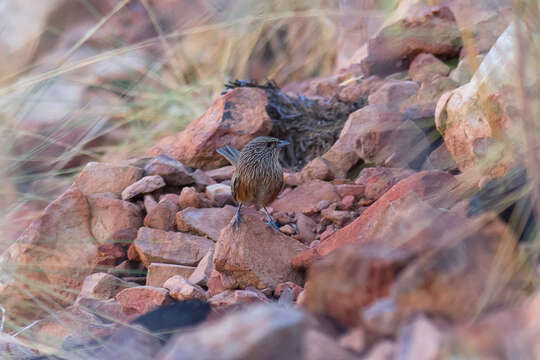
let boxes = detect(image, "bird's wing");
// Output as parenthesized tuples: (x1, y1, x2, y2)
(216, 145, 241, 166)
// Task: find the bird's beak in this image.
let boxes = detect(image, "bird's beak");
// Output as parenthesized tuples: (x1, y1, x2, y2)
(278, 140, 290, 148)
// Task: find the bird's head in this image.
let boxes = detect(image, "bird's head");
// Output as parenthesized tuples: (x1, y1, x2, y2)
(241, 136, 289, 162)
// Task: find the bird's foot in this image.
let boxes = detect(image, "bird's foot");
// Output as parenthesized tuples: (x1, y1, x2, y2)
(233, 204, 244, 231)
(264, 219, 281, 232)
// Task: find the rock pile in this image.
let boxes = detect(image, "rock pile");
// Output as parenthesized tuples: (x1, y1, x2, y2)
(3, 0, 539, 359)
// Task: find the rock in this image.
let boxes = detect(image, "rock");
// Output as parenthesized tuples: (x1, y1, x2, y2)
(192, 169, 217, 191)
(156, 305, 307, 360)
(435, 23, 531, 179)
(148, 87, 272, 169)
(163, 276, 206, 301)
(395, 315, 443, 360)
(214, 212, 307, 290)
(116, 286, 173, 316)
(300, 156, 334, 182)
(364, 341, 395, 360)
(144, 197, 179, 231)
(321, 205, 355, 226)
(146, 263, 196, 288)
(188, 248, 214, 286)
(97, 243, 127, 266)
(122, 175, 166, 200)
(356, 167, 415, 200)
(280, 224, 296, 236)
(295, 214, 317, 244)
(362, 298, 401, 335)
(78, 272, 133, 301)
(206, 269, 232, 297)
(206, 165, 235, 182)
(271, 180, 340, 214)
(423, 142, 458, 172)
(144, 194, 158, 213)
(401, 76, 459, 122)
(341, 195, 355, 210)
(338, 327, 365, 353)
(134, 227, 214, 267)
(293, 171, 460, 269)
(360, 2, 461, 75)
(449, 54, 484, 85)
(336, 184, 365, 199)
(392, 214, 518, 320)
(205, 183, 233, 207)
(274, 282, 303, 301)
(176, 206, 236, 241)
(409, 53, 451, 83)
(304, 330, 361, 360)
(0, 334, 37, 358)
(367, 80, 419, 109)
(436, 290, 540, 358)
(144, 155, 194, 186)
(305, 76, 340, 98)
(88, 194, 143, 244)
(0, 187, 98, 322)
(207, 289, 270, 308)
(75, 162, 143, 196)
(178, 186, 207, 209)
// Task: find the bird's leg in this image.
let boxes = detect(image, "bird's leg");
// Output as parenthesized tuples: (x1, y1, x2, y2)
(233, 203, 244, 231)
(263, 207, 280, 231)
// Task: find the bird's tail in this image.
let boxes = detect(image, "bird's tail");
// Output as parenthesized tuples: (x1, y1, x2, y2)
(216, 145, 241, 166)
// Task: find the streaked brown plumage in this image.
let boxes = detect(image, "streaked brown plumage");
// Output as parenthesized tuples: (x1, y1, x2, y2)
(217, 136, 289, 230)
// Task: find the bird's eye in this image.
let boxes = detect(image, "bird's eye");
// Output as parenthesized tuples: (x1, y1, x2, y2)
(266, 143, 272, 148)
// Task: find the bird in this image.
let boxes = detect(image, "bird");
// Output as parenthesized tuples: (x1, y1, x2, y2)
(217, 136, 289, 231)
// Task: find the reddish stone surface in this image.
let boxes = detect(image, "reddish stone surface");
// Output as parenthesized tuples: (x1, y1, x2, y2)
(148, 87, 272, 169)
(271, 180, 340, 215)
(116, 286, 172, 316)
(292, 171, 459, 269)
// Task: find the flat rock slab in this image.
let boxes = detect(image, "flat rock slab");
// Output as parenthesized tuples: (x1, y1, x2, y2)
(176, 205, 236, 241)
(134, 227, 214, 267)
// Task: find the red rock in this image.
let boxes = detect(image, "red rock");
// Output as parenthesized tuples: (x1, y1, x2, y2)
(205, 165, 235, 182)
(395, 315, 443, 360)
(192, 169, 217, 191)
(0, 187, 98, 322)
(188, 248, 214, 286)
(274, 282, 303, 301)
(303, 330, 360, 360)
(408, 53, 450, 83)
(176, 206, 236, 241)
(300, 156, 334, 182)
(207, 289, 270, 308)
(163, 275, 207, 301)
(205, 183, 233, 207)
(178, 186, 206, 209)
(401, 76, 458, 121)
(423, 142, 458, 172)
(148, 87, 272, 169)
(144, 155, 194, 186)
(341, 195, 355, 210)
(392, 214, 518, 320)
(356, 167, 415, 200)
(338, 75, 385, 102)
(449, 54, 484, 85)
(305, 76, 340, 98)
(338, 327, 366, 353)
(319, 225, 336, 241)
(134, 227, 214, 267)
(75, 162, 143, 196)
(321, 205, 355, 226)
(97, 243, 127, 266)
(116, 286, 172, 316)
(143, 194, 158, 213)
(121, 175, 166, 200)
(214, 213, 307, 290)
(364, 341, 395, 360)
(88, 194, 143, 244)
(146, 263, 196, 287)
(206, 269, 229, 297)
(144, 197, 179, 231)
(360, 3, 461, 75)
(295, 214, 316, 244)
(368, 80, 419, 109)
(336, 184, 365, 199)
(271, 180, 340, 215)
(280, 224, 296, 236)
(362, 298, 400, 335)
(79, 272, 133, 301)
(292, 171, 460, 269)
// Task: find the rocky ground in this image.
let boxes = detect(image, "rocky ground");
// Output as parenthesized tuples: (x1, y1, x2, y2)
(1, 0, 540, 359)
